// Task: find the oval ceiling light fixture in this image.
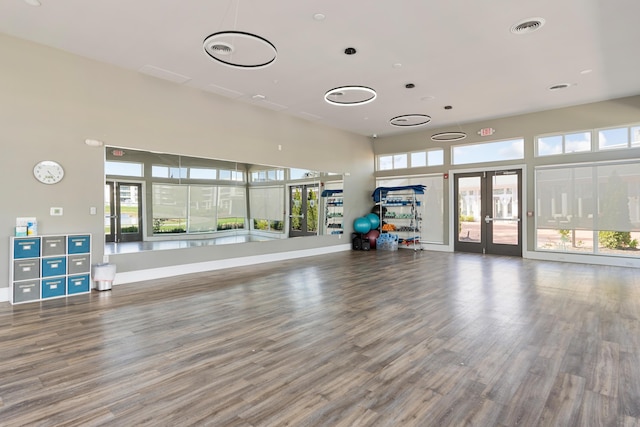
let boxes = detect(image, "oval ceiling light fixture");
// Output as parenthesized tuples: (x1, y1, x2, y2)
(510, 17, 546, 35)
(431, 132, 467, 142)
(203, 31, 277, 69)
(390, 114, 431, 127)
(324, 86, 377, 106)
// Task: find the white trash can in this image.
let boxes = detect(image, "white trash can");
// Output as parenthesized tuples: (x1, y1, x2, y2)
(92, 263, 117, 291)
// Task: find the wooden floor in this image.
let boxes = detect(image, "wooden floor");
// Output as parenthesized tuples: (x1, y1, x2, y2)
(1, 250, 640, 426)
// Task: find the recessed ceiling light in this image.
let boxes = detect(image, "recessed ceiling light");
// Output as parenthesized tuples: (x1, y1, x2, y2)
(313, 13, 326, 21)
(444, 105, 453, 110)
(510, 17, 546, 35)
(389, 114, 431, 127)
(393, 63, 402, 69)
(23, 0, 41, 6)
(324, 86, 377, 106)
(344, 47, 357, 55)
(548, 83, 574, 91)
(431, 132, 467, 142)
(421, 96, 435, 101)
(203, 31, 277, 69)
(405, 83, 415, 89)
(580, 69, 593, 75)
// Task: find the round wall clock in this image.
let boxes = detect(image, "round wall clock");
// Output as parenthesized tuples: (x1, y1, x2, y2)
(33, 160, 65, 184)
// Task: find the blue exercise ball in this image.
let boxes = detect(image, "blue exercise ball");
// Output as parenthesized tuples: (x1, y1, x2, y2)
(353, 217, 371, 234)
(366, 212, 380, 230)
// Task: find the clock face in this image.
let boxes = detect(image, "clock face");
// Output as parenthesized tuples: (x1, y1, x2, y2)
(33, 160, 65, 184)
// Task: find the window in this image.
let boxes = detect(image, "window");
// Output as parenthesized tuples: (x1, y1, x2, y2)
(535, 161, 640, 257)
(290, 168, 318, 180)
(219, 169, 244, 182)
(189, 168, 216, 180)
(105, 161, 143, 177)
(393, 154, 408, 169)
(598, 125, 640, 150)
(411, 152, 427, 167)
(537, 131, 591, 156)
(376, 149, 444, 171)
(378, 155, 393, 171)
(152, 165, 187, 179)
(250, 169, 285, 182)
(428, 150, 444, 166)
(452, 139, 524, 165)
(188, 186, 217, 232)
(217, 186, 247, 230)
(249, 186, 285, 232)
(152, 184, 187, 233)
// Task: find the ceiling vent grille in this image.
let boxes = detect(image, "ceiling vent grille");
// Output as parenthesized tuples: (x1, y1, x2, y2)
(511, 18, 546, 34)
(210, 43, 233, 55)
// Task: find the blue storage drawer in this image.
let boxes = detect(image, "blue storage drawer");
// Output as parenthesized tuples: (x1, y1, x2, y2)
(67, 235, 90, 254)
(13, 280, 40, 303)
(42, 256, 67, 277)
(13, 238, 41, 259)
(42, 277, 67, 298)
(68, 274, 90, 294)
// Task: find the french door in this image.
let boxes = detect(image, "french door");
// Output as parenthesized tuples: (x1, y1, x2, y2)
(105, 182, 143, 243)
(454, 169, 522, 256)
(289, 184, 319, 237)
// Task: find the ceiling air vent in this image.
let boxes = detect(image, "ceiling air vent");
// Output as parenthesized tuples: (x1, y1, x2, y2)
(210, 43, 233, 55)
(510, 18, 546, 35)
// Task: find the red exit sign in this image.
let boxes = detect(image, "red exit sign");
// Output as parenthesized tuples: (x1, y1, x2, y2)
(478, 127, 495, 137)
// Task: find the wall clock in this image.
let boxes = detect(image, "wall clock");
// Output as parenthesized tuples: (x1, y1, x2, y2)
(33, 160, 65, 184)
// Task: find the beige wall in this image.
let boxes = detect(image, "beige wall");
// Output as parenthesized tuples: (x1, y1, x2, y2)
(0, 34, 374, 293)
(373, 95, 640, 252)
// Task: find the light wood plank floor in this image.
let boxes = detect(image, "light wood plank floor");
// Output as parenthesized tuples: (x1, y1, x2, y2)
(1, 250, 640, 426)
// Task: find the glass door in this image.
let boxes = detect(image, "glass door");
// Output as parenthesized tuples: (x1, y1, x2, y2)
(289, 184, 319, 237)
(454, 170, 522, 256)
(105, 181, 143, 243)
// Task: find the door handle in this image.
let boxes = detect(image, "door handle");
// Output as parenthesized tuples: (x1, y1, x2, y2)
(484, 215, 493, 224)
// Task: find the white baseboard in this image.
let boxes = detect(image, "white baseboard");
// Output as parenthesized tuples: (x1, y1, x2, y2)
(114, 244, 352, 286)
(524, 249, 640, 269)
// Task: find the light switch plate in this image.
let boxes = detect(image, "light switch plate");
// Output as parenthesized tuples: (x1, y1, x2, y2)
(50, 207, 63, 216)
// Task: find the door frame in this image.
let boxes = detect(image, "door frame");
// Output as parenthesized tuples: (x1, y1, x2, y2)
(450, 165, 527, 256)
(105, 180, 144, 243)
(288, 183, 320, 237)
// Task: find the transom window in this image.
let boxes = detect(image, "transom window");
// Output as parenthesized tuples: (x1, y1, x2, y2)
(105, 161, 143, 177)
(537, 131, 591, 156)
(598, 125, 640, 150)
(452, 138, 524, 165)
(377, 149, 444, 171)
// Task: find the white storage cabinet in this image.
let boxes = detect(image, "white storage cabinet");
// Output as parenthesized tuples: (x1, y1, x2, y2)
(10, 234, 91, 304)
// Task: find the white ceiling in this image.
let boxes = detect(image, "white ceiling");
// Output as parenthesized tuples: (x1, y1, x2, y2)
(2, 0, 640, 138)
